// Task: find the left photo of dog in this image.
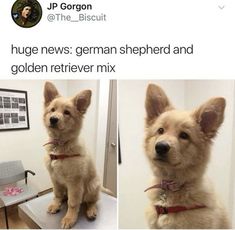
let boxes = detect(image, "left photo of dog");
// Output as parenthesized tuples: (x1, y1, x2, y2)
(0, 80, 117, 229)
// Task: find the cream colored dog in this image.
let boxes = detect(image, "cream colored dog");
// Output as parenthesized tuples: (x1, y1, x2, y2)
(144, 84, 230, 229)
(43, 82, 100, 229)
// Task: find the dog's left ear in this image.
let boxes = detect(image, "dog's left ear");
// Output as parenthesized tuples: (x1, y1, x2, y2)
(145, 84, 173, 125)
(44, 82, 60, 106)
(193, 97, 225, 138)
(73, 90, 92, 114)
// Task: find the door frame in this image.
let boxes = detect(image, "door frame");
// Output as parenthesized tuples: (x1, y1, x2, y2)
(95, 79, 110, 184)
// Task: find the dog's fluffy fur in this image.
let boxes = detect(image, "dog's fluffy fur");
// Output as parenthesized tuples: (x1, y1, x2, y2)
(144, 84, 230, 229)
(43, 82, 100, 229)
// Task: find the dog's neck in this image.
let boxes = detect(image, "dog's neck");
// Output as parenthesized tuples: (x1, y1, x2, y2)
(145, 180, 182, 192)
(44, 136, 78, 148)
(47, 128, 81, 143)
(152, 165, 206, 188)
(44, 139, 69, 146)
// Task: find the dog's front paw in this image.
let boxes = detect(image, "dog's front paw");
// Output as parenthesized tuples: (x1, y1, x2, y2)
(47, 203, 61, 214)
(61, 216, 77, 229)
(86, 205, 97, 220)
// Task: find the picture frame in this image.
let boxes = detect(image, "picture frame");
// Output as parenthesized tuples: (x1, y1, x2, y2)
(0, 88, 30, 131)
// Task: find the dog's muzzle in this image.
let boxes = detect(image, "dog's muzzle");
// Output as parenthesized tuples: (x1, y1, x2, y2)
(50, 117, 59, 126)
(155, 141, 170, 157)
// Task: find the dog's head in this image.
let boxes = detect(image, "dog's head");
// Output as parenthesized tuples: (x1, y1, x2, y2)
(145, 84, 225, 179)
(43, 82, 91, 139)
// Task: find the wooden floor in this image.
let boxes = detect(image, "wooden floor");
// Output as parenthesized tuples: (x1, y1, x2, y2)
(0, 205, 28, 229)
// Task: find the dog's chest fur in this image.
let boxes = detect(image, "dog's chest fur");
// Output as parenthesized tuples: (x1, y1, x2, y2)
(146, 178, 230, 228)
(149, 186, 198, 207)
(44, 145, 86, 185)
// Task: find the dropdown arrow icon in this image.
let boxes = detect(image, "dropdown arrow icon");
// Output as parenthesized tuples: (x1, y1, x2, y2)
(218, 5, 225, 9)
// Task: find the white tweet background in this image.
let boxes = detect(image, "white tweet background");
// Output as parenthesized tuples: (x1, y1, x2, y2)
(0, 0, 235, 229)
(0, 0, 235, 78)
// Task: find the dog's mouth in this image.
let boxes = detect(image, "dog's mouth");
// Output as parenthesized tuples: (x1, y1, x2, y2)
(49, 124, 66, 131)
(49, 124, 58, 129)
(154, 157, 168, 163)
(154, 157, 181, 167)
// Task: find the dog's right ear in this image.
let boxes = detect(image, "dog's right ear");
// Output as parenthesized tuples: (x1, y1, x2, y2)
(193, 97, 226, 139)
(73, 90, 92, 115)
(44, 82, 59, 106)
(145, 84, 173, 125)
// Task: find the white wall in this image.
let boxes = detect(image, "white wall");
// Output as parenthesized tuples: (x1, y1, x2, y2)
(0, 80, 101, 192)
(119, 80, 185, 228)
(119, 80, 235, 228)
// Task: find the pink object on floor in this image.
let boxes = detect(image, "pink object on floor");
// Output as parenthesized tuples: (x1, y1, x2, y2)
(3, 186, 23, 196)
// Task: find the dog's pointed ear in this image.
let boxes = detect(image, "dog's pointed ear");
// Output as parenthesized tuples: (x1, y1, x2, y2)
(145, 84, 173, 125)
(73, 90, 92, 114)
(44, 82, 60, 106)
(193, 97, 225, 138)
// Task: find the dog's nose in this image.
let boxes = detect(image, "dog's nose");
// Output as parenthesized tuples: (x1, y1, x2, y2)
(155, 141, 170, 156)
(50, 117, 59, 125)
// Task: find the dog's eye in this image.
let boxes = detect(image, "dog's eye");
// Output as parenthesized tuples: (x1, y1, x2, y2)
(179, 132, 190, 140)
(64, 110, 71, 115)
(51, 108, 55, 112)
(157, 128, 164, 135)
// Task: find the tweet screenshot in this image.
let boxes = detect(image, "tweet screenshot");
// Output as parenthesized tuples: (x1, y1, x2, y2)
(0, 0, 235, 229)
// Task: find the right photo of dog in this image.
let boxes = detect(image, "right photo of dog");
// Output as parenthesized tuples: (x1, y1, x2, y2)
(119, 80, 235, 229)
(144, 84, 229, 228)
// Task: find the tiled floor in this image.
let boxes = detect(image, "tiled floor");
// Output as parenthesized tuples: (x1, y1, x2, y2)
(0, 205, 28, 229)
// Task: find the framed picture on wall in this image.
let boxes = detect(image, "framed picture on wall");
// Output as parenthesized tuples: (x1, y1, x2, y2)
(0, 88, 30, 131)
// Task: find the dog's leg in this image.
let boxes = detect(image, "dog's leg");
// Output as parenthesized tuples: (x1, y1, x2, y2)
(61, 182, 84, 229)
(86, 202, 98, 220)
(85, 189, 99, 220)
(83, 179, 100, 220)
(48, 181, 65, 214)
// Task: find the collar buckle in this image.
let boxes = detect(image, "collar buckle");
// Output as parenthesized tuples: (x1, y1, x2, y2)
(156, 205, 168, 214)
(50, 154, 58, 160)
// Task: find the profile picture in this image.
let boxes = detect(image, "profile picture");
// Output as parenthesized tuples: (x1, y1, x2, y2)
(11, 0, 42, 28)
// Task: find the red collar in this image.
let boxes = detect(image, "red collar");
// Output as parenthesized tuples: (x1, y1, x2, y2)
(44, 140, 80, 160)
(145, 180, 182, 192)
(49, 154, 80, 161)
(146, 181, 207, 215)
(155, 205, 206, 215)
